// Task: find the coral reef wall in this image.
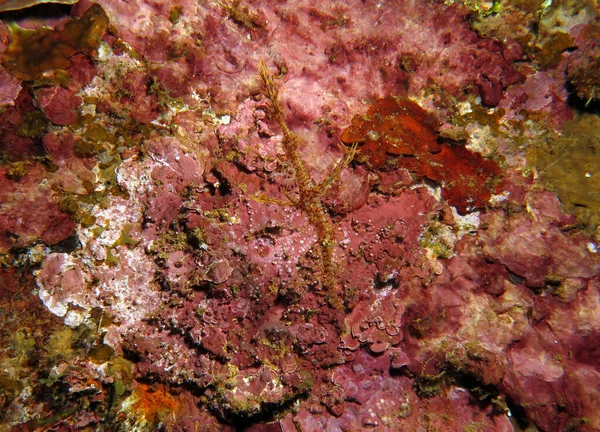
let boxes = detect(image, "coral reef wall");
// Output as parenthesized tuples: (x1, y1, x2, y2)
(0, 0, 599, 431)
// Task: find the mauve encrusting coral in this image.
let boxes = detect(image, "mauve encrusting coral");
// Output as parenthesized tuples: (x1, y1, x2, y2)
(1, 0, 599, 431)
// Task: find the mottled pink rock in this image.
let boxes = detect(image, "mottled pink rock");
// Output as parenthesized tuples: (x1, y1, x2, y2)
(152, 63, 191, 98)
(481, 207, 599, 287)
(502, 68, 573, 128)
(205, 260, 233, 284)
(0, 66, 21, 108)
(474, 39, 526, 106)
(35, 85, 82, 126)
(144, 192, 183, 227)
(146, 137, 205, 192)
(0, 131, 38, 161)
(115, 70, 159, 124)
(202, 327, 228, 358)
(67, 53, 98, 91)
(566, 23, 600, 103)
(0, 165, 76, 252)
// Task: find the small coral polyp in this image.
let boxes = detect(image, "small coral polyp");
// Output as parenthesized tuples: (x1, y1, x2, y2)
(342, 97, 502, 214)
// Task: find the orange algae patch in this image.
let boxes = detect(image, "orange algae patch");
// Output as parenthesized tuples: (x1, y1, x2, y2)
(342, 97, 502, 214)
(130, 383, 180, 424)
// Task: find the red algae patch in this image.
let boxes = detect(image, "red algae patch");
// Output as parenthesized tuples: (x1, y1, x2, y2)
(410, 144, 503, 214)
(341, 97, 441, 169)
(342, 97, 502, 213)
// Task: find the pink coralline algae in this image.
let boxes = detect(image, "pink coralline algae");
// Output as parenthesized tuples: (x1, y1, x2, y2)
(35, 85, 82, 125)
(1, 1, 600, 431)
(0, 164, 76, 252)
(566, 23, 600, 104)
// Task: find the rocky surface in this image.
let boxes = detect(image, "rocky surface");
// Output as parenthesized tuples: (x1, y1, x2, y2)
(0, 1, 599, 431)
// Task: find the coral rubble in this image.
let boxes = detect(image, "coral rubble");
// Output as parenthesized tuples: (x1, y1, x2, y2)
(0, 0, 599, 431)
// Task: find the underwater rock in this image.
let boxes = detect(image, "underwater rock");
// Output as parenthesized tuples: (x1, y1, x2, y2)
(566, 24, 600, 104)
(35, 85, 82, 125)
(0, 164, 76, 252)
(1, 0, 599, 431)
(0, 66, 21, 108)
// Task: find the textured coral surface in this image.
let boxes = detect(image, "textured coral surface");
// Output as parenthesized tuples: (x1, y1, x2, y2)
(1, 1, 599, 431)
